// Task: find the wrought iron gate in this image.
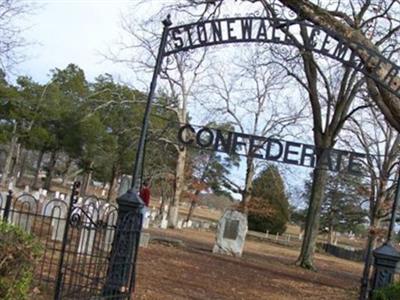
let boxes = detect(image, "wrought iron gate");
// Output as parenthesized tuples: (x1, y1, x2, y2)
(0, 182, 142, 300)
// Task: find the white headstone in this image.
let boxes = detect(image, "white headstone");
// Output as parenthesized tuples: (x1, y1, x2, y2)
(177, 219, 183, 229)
(118, 175, 132, 197)
(77, 205, 98, 255)
(139, 232, 150, 248)
(78, 227, 96, 255)
(24, 185, 30, 193)
(55, 191, 60, 199)
(160, 214, 168, 229)
(42, 189, 48, 197)
(212, 209, 248, 257)
(101, 189, 106, 197)
(33, 191, 40, 200)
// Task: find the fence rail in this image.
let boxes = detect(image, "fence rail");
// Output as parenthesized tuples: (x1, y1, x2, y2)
(0, 186, 137, 299)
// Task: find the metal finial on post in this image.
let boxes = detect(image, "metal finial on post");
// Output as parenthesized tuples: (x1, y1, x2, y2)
(162, 14, 172, 27)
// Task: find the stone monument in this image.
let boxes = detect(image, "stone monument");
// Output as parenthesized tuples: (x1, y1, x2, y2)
(213, 209, 248, 257)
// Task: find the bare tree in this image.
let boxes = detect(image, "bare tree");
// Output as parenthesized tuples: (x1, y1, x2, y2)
(247, 0, 400, 131)
(343, 106, 399, 298)
(199, 46, 305, 211)
(0, 0, 35, 70)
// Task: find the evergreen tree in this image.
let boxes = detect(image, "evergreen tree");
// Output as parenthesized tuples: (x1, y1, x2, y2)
(248, 165, 289, 234)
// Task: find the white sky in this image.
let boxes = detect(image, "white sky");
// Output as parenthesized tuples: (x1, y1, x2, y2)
(16, 0, 137, 83)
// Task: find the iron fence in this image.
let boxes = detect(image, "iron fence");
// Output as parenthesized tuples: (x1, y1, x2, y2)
(0, 183, 141, 300)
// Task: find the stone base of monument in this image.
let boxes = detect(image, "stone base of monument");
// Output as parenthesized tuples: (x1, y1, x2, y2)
(212, 209, 247, 257)
(140, 232, 150, 248)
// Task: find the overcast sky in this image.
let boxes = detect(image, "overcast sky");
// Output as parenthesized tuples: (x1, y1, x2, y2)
(16, 0, 139, 83)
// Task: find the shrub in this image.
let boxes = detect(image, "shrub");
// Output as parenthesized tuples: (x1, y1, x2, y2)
(0, 221, 42, 300)
(373, 282, 400, 300)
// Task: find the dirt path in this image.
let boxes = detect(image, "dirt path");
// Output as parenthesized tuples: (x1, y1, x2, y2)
(135, 228, 362, 299)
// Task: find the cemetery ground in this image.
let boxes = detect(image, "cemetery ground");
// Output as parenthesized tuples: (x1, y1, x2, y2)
(135, 228, 362, 300)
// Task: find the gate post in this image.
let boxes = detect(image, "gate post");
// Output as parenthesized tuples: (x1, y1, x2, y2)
(369, 166, 400, 298)
(370, 243, 400, 294)
(102, 189, 144, 299)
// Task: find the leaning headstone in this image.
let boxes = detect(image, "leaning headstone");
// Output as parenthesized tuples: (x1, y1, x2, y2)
(213, 209, 248, 257)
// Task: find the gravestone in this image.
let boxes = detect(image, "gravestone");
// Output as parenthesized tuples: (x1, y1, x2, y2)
(0, 192, 6, 218)
(43, 199, 68, 241)
(213, 209, 248, 257)
(177, 219, 183, 229)
(160, 213, 168, 229)
(139, 232, 150, 248)
(10, 194, 37, 233)
(101, 204, 117, 253)
(77, 204, 98, 255)
(118, 175, 132, 197)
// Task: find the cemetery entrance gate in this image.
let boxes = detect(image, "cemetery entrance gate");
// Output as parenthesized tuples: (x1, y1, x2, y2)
(131, 12, 400, 300)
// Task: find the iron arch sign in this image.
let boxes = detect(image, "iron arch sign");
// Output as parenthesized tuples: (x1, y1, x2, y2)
(165, 17, 399, 98)
(130, 15, 400, 188)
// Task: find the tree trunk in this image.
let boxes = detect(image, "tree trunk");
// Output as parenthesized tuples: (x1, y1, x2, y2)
(10, 142, 21, 178)
(297, 165, 328, 270)
(328, 226, 334, 245)
(274, 0, 400, 131)
(33, 149, 45, 188)
(61, 157, 73, 185)
(107, 164, 118, 202)
(80, 161, 93, 196)
(169, 147, 187, 228)
(186, 190, 201, 222)
(1, 124, 18, 188)
(16, 148, 28, 186)
(240, 157, 255, 213)
(44, 150, 57, 191)
(186, 200, 196, 222)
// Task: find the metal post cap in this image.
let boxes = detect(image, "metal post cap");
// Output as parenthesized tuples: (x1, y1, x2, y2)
(117, 188, 144, 208)
(373, 243, 400, 261)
